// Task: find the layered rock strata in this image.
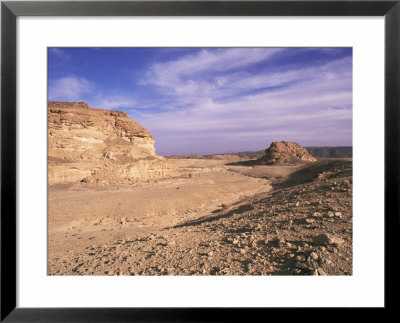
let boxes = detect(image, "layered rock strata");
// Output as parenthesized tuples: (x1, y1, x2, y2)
(48, 101, 183, 185)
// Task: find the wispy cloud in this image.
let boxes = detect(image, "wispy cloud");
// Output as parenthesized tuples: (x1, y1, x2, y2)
(131, 48, 352, 155)
(138, 48, 283, 106)
(90, 95, 137, 109)
(47, 48, 352, 155)
(48, 76, 93, 101)
(145, 48, 282, 83)
(48, 76, 137, 110)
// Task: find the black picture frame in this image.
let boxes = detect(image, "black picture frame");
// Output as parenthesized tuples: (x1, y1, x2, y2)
(1, 0, 399, 321)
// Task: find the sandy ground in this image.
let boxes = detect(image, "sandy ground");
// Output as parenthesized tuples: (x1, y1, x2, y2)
(48, 160, 272, 255)
(48, 158, 352, 276)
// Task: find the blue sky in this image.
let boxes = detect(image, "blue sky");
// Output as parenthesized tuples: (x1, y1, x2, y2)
(48, 47, 352, 155)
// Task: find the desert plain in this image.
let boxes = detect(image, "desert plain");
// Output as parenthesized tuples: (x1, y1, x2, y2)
(48, 102, 352, 276)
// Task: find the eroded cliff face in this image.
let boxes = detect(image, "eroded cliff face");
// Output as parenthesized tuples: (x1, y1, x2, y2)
(257, 141, 317, 166)
(48, 101, 183, 185)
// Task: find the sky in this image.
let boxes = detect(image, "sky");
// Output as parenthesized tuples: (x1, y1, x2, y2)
(48, 47, 352, 155)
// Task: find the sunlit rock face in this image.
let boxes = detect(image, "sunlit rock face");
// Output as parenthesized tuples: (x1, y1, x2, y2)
(257, 141, 317, 166)
(48, 101, 183, 185)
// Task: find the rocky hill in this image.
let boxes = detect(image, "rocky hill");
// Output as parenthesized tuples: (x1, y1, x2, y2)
(48, 101, 184, 185)
(257, 141, 317, 166)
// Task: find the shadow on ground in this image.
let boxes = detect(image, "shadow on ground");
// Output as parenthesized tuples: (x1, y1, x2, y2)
(277, 159, 352, 189)
(172, 203, 255, 229)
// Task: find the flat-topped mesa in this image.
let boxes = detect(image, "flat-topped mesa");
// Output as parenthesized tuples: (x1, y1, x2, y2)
(257, 141, 317, 166)
(48, 101, 152, 141)
(48, 101, 184, 185)
(48, 101, 90, 110)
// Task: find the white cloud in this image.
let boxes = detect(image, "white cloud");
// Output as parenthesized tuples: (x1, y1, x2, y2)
(138, 48, 284, 106)
(48, 76, 137, 110)
(90, 95, 137, 109)
(48, 76, 93, 101)
(132, 49, 352, 154)
(47, 48, 352, 155)
(147, 48, 282, 82)
(137, 49, 352, 110)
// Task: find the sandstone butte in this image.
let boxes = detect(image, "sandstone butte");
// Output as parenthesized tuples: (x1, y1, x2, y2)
(257, 141, 317, 166)
(48, 101, 184, 185)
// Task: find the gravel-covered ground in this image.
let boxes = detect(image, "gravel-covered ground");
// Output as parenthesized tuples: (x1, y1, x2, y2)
(48, 159, 352, 276)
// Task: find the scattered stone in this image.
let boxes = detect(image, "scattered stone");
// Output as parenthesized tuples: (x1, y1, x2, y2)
(305, 218, 315, 224)
(334, 212, 342, 218)
(295, 262, 308, 269)
(296, 254, 306, 262)
(312, 234, 343, 246)
(312, 269, 319, 276)
(308, 252, 319, 261)
(317, 268, 327, 276)
(311, 212, 322, 218)
(326, 211, 334, 218)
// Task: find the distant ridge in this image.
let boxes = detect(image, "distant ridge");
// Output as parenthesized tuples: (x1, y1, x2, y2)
(167, 146, 352, 160)
(305, 146, 352, 158)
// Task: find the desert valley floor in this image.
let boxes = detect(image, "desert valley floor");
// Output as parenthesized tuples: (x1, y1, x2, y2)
(48, 157, 352, 276)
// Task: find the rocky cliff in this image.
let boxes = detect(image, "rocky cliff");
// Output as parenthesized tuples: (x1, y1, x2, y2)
(48, 101, 183, 185)
(257, 141, 317, 166)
